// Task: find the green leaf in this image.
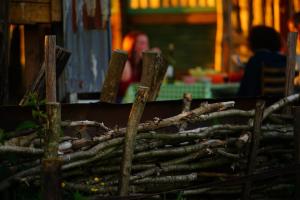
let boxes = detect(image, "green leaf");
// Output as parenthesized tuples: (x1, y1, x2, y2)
(16, 120, 39, 131)
(73, 191, 88, 200)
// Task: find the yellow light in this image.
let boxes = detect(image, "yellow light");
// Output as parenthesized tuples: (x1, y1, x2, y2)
(239, 0, 249, 36)
(189, 0, 197, 7)
(295, 0, 300, 12)
(265, 0, 273, 27)
(163, 0, 170, 7)
(171, 0, 179, 7)
(130, 0, 139, 9)
(180, 0, 188, 7)
(273, 0, 280, 32)
(199, 0, 206, 7)
(20, 25, 25, 68)
(214, 0, 223, 72)
(150, 0, 160, 8)
(140, 0, 148, 9)
(252, 0, 263, 25)
(207, 0, 215, 7)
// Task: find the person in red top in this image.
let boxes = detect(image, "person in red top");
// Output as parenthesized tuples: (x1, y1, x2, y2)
(118, 31, 160, 101)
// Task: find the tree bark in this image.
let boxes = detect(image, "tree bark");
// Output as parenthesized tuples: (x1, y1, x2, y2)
(119, 86, 149, 196)
(243, 100, 265, 200)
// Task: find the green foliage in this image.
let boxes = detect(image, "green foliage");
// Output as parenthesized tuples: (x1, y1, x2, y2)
(176, 191, 186, 200)
(16, 120, 39, 131)
(73, 191, 89, 200)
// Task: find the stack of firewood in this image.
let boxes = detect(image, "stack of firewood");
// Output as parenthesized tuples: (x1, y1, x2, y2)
(0, 94, 299, 199)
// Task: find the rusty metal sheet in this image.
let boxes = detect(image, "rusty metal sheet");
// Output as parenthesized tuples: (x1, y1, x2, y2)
(62, 0, 111, 95)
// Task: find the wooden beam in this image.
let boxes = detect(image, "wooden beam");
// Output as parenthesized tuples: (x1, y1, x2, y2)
(24, 25, 46, 94)
(10, 0, 62, 24)
(0, 0, 10, 104)
(50, 0, 62, 22)
(129, 13, 216, 24)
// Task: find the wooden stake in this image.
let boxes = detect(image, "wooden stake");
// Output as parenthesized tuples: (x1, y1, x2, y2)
(141, 51, 157, 87)
(293, 106, 300, 200)
(149, 55, 168, 101)
(45, 35, 57, 103)
(243, 100, 265, 200)
(119, 86, 149, 196)
(141, 51, 168, 101)
(43, 35, 62, 200)
(285, 32, 298, 97)
(284, 32, 298, 114)
(100, 50, 128, 103)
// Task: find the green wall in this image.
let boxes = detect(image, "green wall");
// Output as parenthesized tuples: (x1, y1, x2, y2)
(131, 24, 216, 70)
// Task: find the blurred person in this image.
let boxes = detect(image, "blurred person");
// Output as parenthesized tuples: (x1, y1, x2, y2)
(118, 31, 160, 101)
(237, 25, 286, 97)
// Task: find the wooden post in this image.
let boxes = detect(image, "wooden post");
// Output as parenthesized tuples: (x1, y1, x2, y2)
(243, 100, 265, 200)
(141, 51, 168, 101)
(285, 32, 298, 114)
(42, 103, 61, 200)
(150, 55, 168, 101)
(285, 32, 298, 97)
(42, 35, 62, 200)
(100, 50, 128, 103)
(0, 0, 10, 104)
(141, 51, 157, 87)
(119, 86, 149, 196)
(294, 106, 300, 200)
(45, 35, 57, 103)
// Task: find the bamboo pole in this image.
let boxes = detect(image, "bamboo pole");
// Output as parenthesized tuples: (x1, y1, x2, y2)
(119, 86, 149, 196)
(100, 50, 128, 103)
(243, 100, 265, 200)
(42, 35, 62, 200)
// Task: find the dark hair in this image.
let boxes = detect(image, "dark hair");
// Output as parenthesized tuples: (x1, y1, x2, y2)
(248, 25, 282, 52)
(293, 12, 300, 26)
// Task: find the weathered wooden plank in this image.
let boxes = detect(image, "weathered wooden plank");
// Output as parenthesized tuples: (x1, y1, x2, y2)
(24, 25, 46, 93)
(10, 2, 50, 24)
(19, 46, 71, 105)
(10, 0, 62, 24)
(50, 0, 62, 22)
